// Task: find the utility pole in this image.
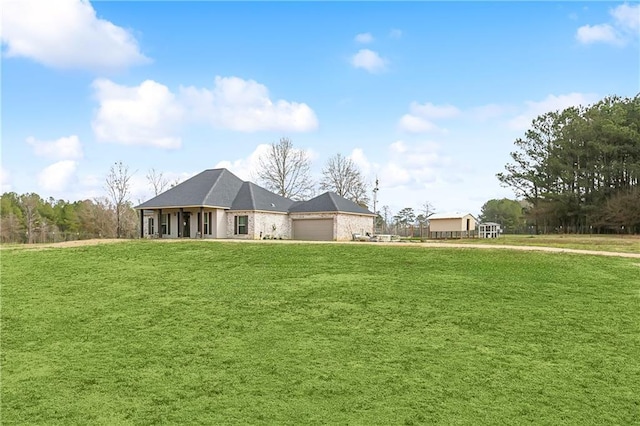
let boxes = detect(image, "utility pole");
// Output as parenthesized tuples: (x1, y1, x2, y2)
(372, 177, 379, 234)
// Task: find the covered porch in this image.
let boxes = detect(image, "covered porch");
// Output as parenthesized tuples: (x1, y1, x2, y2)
(139, 207, 227, 239)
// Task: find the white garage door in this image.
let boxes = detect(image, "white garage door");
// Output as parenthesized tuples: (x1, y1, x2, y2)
(292, 219, 334, 241)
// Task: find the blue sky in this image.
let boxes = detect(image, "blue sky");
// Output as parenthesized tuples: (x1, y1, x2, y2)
(2, 1, 639, 216)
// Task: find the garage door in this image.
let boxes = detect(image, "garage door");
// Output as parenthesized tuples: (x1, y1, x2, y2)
(292, 219, 333, 241)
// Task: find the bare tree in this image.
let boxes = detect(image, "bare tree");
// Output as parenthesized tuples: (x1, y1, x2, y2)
(256, 137, 315, 200)
(19, 193, 41, 244)
(320, 153, 370, 206)
(105, 161, 133, 238)
(146, 168, 169, 196)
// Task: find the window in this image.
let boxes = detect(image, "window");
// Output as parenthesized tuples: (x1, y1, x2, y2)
(234, 215, 248, 235)
(161, 213, 171, 235)
(204, 212, 210, 235)
(148, 217, 155, 235)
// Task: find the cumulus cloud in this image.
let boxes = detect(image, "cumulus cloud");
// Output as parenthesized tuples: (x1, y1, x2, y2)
(351, 49, 387, 73)
(214, 143, 318, 183)
(576, 24, 620, 45)
(1, 0, 149, 70)
(576, 3, 639, 46)
(355, 32, 374, 44)
(214, 144, 272, 181)
(508, 92, 599, 130)
(91, 76, 319, 148)
(342, 142, 449, 190)
(180, 76, 319, 132)
(27, 135, 83, 160)
(92, 79, 185, 149)
(398, 102, 460, 133)
(38, 160, 78, 192)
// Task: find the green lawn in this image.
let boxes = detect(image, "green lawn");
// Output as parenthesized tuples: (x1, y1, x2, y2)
(434, 234, 640, 253)
(2, 241, 639, 424)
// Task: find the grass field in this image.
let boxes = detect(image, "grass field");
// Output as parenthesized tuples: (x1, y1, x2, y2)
(433, 234, 640, 253)
(2, 241, 639, 424)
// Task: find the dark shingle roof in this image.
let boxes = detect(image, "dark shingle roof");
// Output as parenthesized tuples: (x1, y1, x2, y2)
(135, 169, 244, 209)
(288, 192, 374, 215)
(230, 182, 294, 212)
(136, 169, 374, 217)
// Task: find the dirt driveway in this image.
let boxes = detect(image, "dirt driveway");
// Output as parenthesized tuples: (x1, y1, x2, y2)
(4, 238, 639, 259)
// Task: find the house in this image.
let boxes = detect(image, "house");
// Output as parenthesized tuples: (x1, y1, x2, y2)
(478, 222, 501, 238)
(134, 168, 375, 241)
(427, 212, 477, 239)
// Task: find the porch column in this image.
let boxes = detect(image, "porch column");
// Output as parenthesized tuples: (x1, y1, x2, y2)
(178, 209, 182, 238)
(158, 209, 163, 238)
(139, 210, 144, 238)
(200, 207, 204, 238)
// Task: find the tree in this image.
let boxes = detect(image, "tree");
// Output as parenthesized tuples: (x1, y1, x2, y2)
(146, 168, 169, 196)
(478, 198, 525, 233)
(497, 94, 640, 233)
(19, 193, 42, 243)
(393, 207, 415, 236)
(320, 153, 370, 206)
(105, 161, 133, 238)
(256, 137, 314, 200)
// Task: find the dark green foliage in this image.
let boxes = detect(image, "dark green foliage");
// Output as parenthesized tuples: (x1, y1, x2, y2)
(478, 198, 527, 233)
(2, 242, 639, 424)
(498, 95, 640, 233)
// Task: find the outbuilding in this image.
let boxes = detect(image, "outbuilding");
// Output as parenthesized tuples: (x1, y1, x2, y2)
(428, 212, 477, 239)
(479, 222, 501, 238)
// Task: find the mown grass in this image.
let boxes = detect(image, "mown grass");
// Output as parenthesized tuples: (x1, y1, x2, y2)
(435, 234, 640, 253)
(2, 241, 639, 424)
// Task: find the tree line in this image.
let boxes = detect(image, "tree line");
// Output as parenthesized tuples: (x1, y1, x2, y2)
(498, 94, 640, 234)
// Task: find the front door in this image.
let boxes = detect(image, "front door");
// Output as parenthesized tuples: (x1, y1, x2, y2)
(183, 213, 191, 238)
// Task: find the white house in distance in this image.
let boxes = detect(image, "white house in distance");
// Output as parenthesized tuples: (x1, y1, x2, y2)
(135, 168, 375, 241)
(428, 212, 477, 239)
(479, 222, 501, 238)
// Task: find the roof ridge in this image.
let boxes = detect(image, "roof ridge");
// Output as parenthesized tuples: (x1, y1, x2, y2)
(247, 181, 256, 209)
(328, 192, 340, 211)
(203, 169, 226, 205)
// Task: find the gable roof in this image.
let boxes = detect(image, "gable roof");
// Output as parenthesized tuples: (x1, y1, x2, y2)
(428, 212, 476, 220)
(135, 169, 244, 209)
(289, 192, 374, 215)
(230, 182, 294, 212)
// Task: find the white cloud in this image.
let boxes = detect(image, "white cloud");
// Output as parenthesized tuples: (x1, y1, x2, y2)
(180, 76, 319, 132)
(468, 104, 511, 121)
(38, 160, 78, 192)
(348, 148, 372, 176)
(576, 24, 620, 45)
(355, 32, 374, 44)
(27, 135, 83, 160)
(1, 0, 149, 71)
(508, 92, 599, 130)
(398, 114, 439, 133)
(91, 76, 319, 148)
(351, 49, 387, 73)
(92, 79, 184, 149)
(389, 29, 403, 39)
(214, 144, 271, 181)
(345, 141, 449, 190)
(409, 102, 460, 119)
(611, 3, 640, 31)
(398, 102, 460, 133)
(576, 3, 640, 46)
(214, 143, 318, 183)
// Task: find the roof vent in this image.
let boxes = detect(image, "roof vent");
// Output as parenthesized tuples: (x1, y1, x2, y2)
(271, 203, 275, 207)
